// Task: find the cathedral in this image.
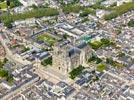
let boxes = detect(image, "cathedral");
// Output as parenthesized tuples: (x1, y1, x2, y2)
(53, 40, 92, 74)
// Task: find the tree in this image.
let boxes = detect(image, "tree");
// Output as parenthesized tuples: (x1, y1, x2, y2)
(3, 58, 8, 64)
(100, 38, 111, 46)
(106, 58, 113, 64)
(69, 65, 85, 79)
(0, 0, 5, 2)
(117, 52, 125, 57)
(63, 4, 83, 14)
(128, 19, 134, 27)
(96, 58, 102, 64)
(31, 4, 38, 9)
(0, 8, 59, 27)
(80, 8, 95, 17)
(90, 3, 106, 9)
(6, 74, 13, 83)
(97, 63, 106, 72)
(41, 57, 52, 66)
(104, 3, 134, 20)
(0, 69, 8, 77)
(21, 47, 30, 53)
(63, 34, 68, 39)
(4, 19, 12, 28)
(131, 58, 134, 63)
(0, 60, 4, 67)
(6, 0, 10, 6)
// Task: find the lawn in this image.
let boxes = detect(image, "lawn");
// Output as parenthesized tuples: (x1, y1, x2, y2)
(37, 34, 57, 46)
(106, 58, 125, 69)
(91, 41, 102, 47)
(0, 1, 18, 9)
(89, 41, 102, 50)
(89, 38, 112, 50)
(0, 2, 7, 9)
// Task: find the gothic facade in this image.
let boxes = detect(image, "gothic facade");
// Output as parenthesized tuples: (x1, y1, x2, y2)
(53, 41, 92, 74)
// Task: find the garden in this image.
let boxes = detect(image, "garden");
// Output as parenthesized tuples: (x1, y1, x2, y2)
(37, 34, 57, 46)
(69, 65, 85, 79)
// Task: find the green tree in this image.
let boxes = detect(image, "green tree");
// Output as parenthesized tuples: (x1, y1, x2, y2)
(97, 63, 106, 72)
(0, 8, 59, 27)
(41, 57, 52, 66)
(69, 65, 85, 79)
(63, 4, 83, 14)
(63, 34, 68, 39)
(0, 69, 8, 77)
(3, 58, 8, 64)
(80, 8, 95, 17)
(128, 19, 134, 27)
(104, 3, 134, 20)
(0, 0, 5, 2)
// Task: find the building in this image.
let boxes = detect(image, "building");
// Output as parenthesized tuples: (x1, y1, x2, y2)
(117, 0, 133, 6)
(19, 0, 44, 6)
(96, 10, 109, 19)
(55, 22, 85, 39)
(101, 0, 117, 7)
(0, 44, 6, 60)
(19, 0, 35, 6)
(53, 40, 92, 74)
(0, 65, 39, 100)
